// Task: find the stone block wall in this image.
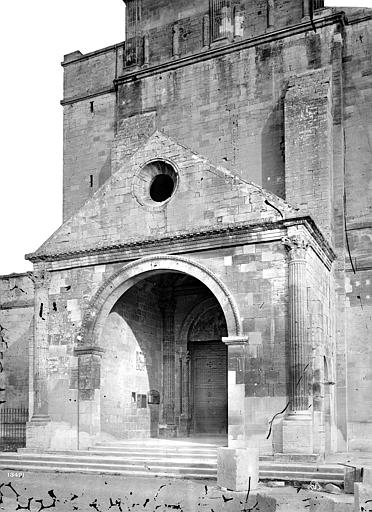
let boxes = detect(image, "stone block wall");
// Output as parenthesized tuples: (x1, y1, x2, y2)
(62, 94, 117, 221)
(345, 270, 372, 451)
(342, 16, 372, 451)
(117, 25, 338, 202)
(0, 274, 34, 409)
(131, 0, 303, 67)
(284, 67, 333, 240)
(46, 3, 372, 452)
(306, 246, 335, 454)
(32, 130, 295, 260)
(36, 237, 291, 451)
(100, 280, 162, 439)
(62, 10, 342, 218)
(62, 44, 125, 221)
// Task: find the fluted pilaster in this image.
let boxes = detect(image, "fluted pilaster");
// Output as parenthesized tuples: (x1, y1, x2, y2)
(281, 234, 313, 455)
(283, 235, 310, 411)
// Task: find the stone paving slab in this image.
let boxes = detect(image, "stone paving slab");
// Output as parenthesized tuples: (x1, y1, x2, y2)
(0, 471, 354, 512)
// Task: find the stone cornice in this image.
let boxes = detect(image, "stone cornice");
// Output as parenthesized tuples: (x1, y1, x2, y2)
(0, 300, 34, 310)
(25, 217, 336, 270)
(61, 42, 125, 67)
(61, 87, 116, 107)
(113, 13, 345, 87)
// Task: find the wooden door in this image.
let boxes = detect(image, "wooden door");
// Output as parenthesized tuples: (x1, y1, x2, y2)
(191, 341, 227, 434)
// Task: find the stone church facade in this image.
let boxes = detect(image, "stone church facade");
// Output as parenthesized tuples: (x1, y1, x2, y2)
(0, 0, 371, 460)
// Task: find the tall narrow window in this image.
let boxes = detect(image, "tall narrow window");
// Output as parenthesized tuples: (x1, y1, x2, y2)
(210, 0, 233, 42)
(312, 0, 324, 11)
(125, 0, 143, 67)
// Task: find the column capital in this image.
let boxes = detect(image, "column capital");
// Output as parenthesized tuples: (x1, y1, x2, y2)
(222, 336, 249, 346)
(282, 234, 310, 260)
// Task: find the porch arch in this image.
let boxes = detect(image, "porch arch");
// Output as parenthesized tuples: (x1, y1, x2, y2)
(78, 254, 242, 349)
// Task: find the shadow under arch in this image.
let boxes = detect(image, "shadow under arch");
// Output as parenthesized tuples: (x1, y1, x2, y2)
(177, 296, 227, 343)
(177, 296, 229, 435)
(78, 254, 242, 350)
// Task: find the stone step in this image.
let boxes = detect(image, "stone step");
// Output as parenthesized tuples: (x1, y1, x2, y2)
(91, 445, 218, 453)
(259, 462, 344, 483)
(259, 462, 344, 475)
(0, 453, 217, 468)
(0, 463, 212, 480)
(0, 451, 346, 483)
(89, 447, 218, 456)
(19, 449, 217, 461)
(260, 469, 344, 483)
(0, 459, 216, 479)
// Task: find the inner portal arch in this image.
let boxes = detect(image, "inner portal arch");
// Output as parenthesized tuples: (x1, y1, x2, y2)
(99, 270, 229, 439)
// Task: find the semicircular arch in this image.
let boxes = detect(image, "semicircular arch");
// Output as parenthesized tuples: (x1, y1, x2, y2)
(78, 254, 241, 349)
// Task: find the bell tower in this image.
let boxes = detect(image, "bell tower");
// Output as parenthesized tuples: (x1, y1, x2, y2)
(123, 0, 144, 67)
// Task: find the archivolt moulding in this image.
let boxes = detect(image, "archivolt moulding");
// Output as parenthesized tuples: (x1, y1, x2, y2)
(77, 254, 242, 351)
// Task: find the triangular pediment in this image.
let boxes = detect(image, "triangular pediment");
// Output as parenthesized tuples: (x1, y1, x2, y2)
(28, 131, 299, 260)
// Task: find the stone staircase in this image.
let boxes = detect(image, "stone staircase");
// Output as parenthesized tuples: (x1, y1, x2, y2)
(0, 440, 345, 484)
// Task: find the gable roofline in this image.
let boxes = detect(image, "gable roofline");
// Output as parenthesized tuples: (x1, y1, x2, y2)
(29, 130, 298, 261)
(25, 216, 335, 267)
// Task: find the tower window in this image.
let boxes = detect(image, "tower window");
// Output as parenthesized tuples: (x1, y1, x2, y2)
(210, 0, 233, 42)
(312, 0, 324, 11)
(125, 0, 143, 67)
(126, 0, 141, 28)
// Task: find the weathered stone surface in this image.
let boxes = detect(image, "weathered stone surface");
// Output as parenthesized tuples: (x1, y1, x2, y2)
(217, 447, 259, 492)
(354, 482, 372, 512)
(0, 274, 34, 409)
(1, 0, 371, 460)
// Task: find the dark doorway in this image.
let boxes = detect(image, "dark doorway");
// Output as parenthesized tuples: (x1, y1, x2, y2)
(191, 340, 227, 434)
(188, 305, 228, 435)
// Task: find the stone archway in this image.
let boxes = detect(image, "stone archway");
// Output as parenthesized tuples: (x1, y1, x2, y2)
(78, 255, 241, 350)
(75, 255, 242, 442)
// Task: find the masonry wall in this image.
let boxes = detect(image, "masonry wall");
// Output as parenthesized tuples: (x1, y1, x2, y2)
(40, 237, 291, 452)
(118, 24, 344, 219)
(342, 15, 372, 450)
(62, 12, 342, 218)
(55, 4, 372, 452)
(306, 247, 335, 455)
(35, 129, 295, 259)
(62, 94, 117, 221)
(62, 44, 125, 221)
(100, 279, 162, 439)
(0, 274, 34, 409)
(130, 0, 303, 67)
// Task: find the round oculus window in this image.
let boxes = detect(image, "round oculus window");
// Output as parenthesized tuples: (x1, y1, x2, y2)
(132, 159, 178, 208)
(150, 174, 175, 202)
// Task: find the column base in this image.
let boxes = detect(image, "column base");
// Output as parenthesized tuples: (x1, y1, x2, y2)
(217, 447, 259, 492)
(158, 424, 178, 438)
(177, 415, 189, 436)
(282, 411, 313, 455)
(26, 418, 52, 451)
